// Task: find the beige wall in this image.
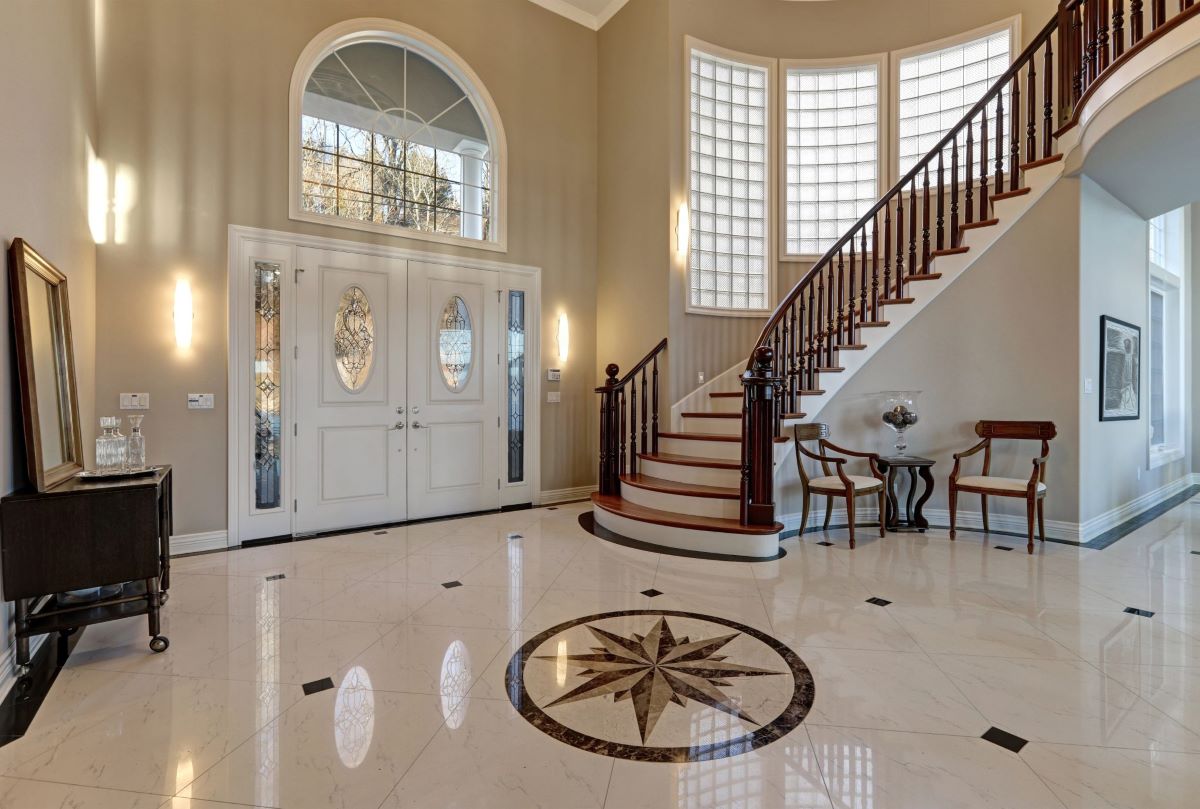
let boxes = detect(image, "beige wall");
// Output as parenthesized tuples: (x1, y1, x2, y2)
(0, 0, 97, 687)
(93, 0, 598, 534)
(795, 179, 1083, 525)
(663, 0, 1064, 400)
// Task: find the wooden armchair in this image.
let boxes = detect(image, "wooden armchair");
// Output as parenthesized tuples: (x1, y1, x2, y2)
(948, 420, 1056, 554)
(793, 424, 887, 549)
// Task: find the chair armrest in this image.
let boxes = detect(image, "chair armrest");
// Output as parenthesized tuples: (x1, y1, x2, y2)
(797, 443, 846, 465)
(949, 438, 990, 485)
(821, 439, 877, 460)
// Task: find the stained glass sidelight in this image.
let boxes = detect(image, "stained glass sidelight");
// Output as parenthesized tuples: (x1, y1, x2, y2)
(506, 291, 526, 483)
(438, 295, 473, 392)
(253, 261, 282, 510)
(333, 286, 376, 391)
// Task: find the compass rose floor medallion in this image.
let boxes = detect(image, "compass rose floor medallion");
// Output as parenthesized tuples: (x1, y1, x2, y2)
(506, 610, 815, 762)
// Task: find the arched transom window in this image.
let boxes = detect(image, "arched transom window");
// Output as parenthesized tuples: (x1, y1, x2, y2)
(291, 21, 506, 250)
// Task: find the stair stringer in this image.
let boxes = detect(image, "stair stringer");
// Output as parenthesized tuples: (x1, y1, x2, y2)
(671, 156, 1069, 433)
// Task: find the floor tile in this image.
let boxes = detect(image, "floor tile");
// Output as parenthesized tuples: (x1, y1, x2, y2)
(887, 604, 1073, 659)
(1022, 742, 1200, 809)
(298, 579, 442, 623)
(1031, 608, 1200, 667)
(407, 584, 544, 630)
(0, 777, 166, 808)
(1100, 663, 1200, 735)
(339, 623, 512, 697)
(210, 617, 392, 685)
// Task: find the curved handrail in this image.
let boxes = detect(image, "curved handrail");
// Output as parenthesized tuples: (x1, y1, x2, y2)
(595, 338, 668, 392)
(747, 15, 1061, 369)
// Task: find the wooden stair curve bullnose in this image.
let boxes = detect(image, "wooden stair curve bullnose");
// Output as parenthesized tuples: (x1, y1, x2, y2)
(658, 431, 790, 444)
(591, 493, 782, 536)
(638, 452, 739, 469)
(620, 474, 738, 500)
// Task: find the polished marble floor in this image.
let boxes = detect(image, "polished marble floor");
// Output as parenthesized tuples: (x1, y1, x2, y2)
(3, 498, 1200, 807)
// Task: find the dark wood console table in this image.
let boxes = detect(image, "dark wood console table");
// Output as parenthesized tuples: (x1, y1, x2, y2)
(0, 466, 173, 672)
(876, 456, 935, 532)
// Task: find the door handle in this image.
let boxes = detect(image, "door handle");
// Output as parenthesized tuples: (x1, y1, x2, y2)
(395, 406, 405, 415)
(390, 421, 405, 430)
(411, 421, 426, 429)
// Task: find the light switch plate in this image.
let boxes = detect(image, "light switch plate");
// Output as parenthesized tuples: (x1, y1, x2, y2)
(546, 369, 562, 382)
(547, 392, 562, 403)
(120, 393, 150, 410)
(188, 393, 215, 410)
(1084, 378, 1094, 394)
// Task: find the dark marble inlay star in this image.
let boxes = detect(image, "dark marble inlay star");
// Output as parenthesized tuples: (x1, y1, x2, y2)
(534, 616, 785, 743)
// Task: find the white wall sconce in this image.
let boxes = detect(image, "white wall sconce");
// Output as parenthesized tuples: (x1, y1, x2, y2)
(676, 203, 689, 255)
(174, 279, 193, 348)
(556, 312, 569, 363)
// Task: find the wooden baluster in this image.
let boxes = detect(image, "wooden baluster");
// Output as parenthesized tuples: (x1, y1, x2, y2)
(859, 227, 869, 327)
(651, 356, 660, 454)
(883, 205, 893, 305)
(847, 245, 857, 344)
(979, 105, 990, 222)
(1010, 76, 1022, 192)
(1153, 0, 1166, 29)
(772, 326, 782, 434)
(639, 368, 648, 469)
(1098, 0, 1112, 73)
(1072, 1, 1086, 100)
(787, 304, 797, 413)
(1044, 38, 1055, 157)
(908, 178, 917, 281)
(806, 282, 816, 389)
(780, 313, 790, 412)
(951, 136, 961, 245)
(993, 89, 1004, 199)
(629, 372, 638, 475)
(836, 251, 846, 350)
(921, 166, 931, 273)
(965, 118, 975, 226)
(815, 269, 826, 372)
(936, 149, 946, 251)
(1026, 55, 1037, 164)
(1131, 0, 1144, 43)
(895, 193, 905, 297)
(618, 388, 626, 478)
(1113, 0, 1126, 59)
(825, 264, 836, 368)
(870, 215, 880, 322)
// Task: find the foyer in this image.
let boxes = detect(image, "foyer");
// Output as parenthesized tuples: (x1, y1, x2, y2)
(3, 0, 1200, 807)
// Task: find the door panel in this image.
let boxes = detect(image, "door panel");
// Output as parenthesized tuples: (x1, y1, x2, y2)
(296, 247, 406, 533)
(408, 261, 500, 520)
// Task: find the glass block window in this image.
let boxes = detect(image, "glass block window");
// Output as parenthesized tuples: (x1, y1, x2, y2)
(506, 291, 526, 484)
(299, 39, 495, 242)
(897, 27, 1012, 178)
(689, 48, 770, 312)
(784, 62, 880, 256)
(253, 261, 282, 510)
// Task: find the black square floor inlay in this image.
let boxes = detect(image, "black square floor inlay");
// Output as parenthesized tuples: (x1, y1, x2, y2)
(641, 589, 663, 598)
(442, 580, 463, 589)
(373, 530, 388, 536)
(302, 677, 335, 696)
(995, 545, 1015, 551)
(982, 726, 1028, 753)
(265, 574, 285, 581)
(507, 533, 523, 540)
(547, 507, 558, 510)
(1192, 550, 1200, 555)
(1124, 606, 1155, 618)
(866, 597, 892, 607)
(816, 541, 835, 547)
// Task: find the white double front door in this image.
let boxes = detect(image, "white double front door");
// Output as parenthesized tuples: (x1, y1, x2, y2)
(294, 248, 518, 534)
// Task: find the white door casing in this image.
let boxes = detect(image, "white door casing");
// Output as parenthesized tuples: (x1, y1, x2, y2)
(295, 247, 407, 534)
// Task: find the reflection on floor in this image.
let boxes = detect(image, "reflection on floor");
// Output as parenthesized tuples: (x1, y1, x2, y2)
(1, 497, 1200, 807)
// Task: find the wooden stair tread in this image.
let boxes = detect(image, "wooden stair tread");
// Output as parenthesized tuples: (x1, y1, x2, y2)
(592, 493, 783, 535)
(659, 431, 740, 443)
(797, 389, 825, 395)
(781, 413, 809, 420)
(906, 273, 943, 282)
(682, 411, 740, 419)
(814, 366, 845, 373)
(879, 298, 915, 306)
(930, 246, 969, 257)
(620, 474, 739, 500)
(992, 187, 1031, 202)
(858, 321, 890, 328)
(709, 392, 742, 398)
(1020, 154, 1063, 172)
(639, 452, 740, 469)
(959, 218, 999, 232)
(835, 344, 867, 350)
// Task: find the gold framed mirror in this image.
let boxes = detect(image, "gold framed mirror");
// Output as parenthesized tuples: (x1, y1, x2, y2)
(7, 239, 83, 490)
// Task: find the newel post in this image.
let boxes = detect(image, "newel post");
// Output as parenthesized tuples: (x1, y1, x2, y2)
(740, 347, 782, 526)
(598, 364, 621, 496)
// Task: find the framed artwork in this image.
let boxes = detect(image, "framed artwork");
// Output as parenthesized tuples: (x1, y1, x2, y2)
(1100, 315, 1140, 422)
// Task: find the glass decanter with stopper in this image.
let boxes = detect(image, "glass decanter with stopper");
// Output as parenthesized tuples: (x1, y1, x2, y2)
(96, 416, 123, 473)
(126, 415, 146, 471)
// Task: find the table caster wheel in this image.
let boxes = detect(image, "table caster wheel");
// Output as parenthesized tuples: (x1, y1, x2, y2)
(149, 635, 170, 653)
(160, 592, 169, 605)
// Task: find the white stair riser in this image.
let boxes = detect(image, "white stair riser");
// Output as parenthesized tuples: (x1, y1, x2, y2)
(639, 458, 741, 488)
(681, 415, 742, 435)
(659, 436, 741, 461)
(706, 396, 743, 414)
(593, 506, 779, 559)
(621, 482, 740, 519)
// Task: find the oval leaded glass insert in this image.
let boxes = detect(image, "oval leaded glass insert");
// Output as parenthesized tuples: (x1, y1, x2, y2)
(333, 286, 376, 391)
(438, 295, 473, 392)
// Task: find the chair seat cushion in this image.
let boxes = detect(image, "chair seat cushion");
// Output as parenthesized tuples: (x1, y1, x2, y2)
(956, 475, 1046, 494)
(809, 475, 883, 493)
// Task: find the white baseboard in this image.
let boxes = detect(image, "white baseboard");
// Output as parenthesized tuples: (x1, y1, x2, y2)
(1076, 473, 1200, 542)
(170, 530, 229, 556)
(539, 485, 596, 505)
(922, 508, 1080, 542)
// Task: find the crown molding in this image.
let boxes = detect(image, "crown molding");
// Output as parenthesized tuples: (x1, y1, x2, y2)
(527, 0, 631, 31)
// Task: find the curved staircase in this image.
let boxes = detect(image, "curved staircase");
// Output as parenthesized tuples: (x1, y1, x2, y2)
(591, 0, 1200, 559)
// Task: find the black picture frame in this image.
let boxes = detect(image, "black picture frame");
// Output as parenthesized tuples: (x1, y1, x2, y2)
(1099, 315, 1140, 422)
